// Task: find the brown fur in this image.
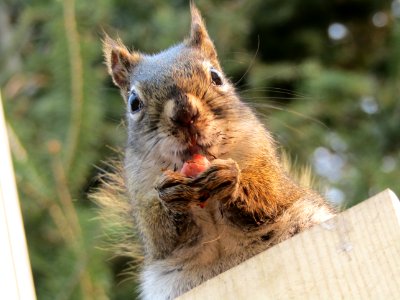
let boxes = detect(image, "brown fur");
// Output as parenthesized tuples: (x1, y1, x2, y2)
(96, 4, 335, 299)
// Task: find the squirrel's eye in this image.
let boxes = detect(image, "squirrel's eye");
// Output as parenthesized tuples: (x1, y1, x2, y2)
(210, 68, 223, 86)
(128, 90, 142, 113)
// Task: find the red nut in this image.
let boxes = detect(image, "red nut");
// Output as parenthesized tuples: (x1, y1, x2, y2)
(180, 154, 211, 178)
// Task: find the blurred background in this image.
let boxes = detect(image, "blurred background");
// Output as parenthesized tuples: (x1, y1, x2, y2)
(1, 0, 399, 299)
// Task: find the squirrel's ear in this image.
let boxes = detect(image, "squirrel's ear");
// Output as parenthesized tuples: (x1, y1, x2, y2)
(187, 3, 219, 67)
(103, 35, 141, 91)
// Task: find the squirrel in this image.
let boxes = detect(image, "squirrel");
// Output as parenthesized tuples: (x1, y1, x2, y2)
(97, 3, 335, 300)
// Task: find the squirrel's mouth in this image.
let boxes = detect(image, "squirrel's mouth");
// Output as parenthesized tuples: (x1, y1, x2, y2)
(188, 135, 200, 155)
(163, 133, 217, 165)
(170, 121, 218, 161)
(186, 138, 216, 161)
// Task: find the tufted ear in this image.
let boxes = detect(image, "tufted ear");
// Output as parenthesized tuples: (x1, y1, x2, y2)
(187, 3, 219, 67)
(103, 35, 141, 91)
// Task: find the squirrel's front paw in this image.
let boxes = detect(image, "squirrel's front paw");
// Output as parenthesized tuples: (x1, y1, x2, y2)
(155, 170, 196, 211)
(156, 159, 240, 210)
(192, 158, 240, 203)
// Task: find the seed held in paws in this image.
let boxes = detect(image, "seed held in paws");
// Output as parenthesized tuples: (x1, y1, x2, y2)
(180, 154, 211, 178)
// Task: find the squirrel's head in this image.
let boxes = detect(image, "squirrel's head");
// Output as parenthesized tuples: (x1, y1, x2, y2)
(104, 4, 259, 167)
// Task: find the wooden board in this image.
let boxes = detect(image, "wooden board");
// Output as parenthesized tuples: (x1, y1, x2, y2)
(178, 189, 400, 300)
(0, 91, 36, 300)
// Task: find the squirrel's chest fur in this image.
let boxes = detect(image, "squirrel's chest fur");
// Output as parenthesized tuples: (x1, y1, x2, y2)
(139, 200, 270, 300)
(137, 190, 333, 300)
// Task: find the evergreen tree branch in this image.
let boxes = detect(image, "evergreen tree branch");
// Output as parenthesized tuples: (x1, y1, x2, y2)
(62, 0, 84, 174)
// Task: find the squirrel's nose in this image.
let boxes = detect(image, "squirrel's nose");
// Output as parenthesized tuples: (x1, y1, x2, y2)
(173, 108, 198, 126)
(172, 96, 199, 126)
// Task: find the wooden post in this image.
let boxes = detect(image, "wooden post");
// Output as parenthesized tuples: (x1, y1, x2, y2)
(178, 189, 400, 299)
(0, 91, 36, 299)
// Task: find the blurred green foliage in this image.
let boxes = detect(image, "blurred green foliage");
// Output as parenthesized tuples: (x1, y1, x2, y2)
(0, 0, 398, 299)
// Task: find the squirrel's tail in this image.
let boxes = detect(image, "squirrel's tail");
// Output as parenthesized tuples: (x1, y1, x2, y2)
(280, 150, 320, 190)
(90, 156, 143, 268)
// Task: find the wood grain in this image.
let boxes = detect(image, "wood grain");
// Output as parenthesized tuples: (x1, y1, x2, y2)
(178, 189, 400, 300)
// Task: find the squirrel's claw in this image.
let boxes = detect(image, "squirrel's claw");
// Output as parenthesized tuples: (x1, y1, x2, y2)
(191, 158, 240, 202)
(157, 170, 190, 190)
(156, 171, 197, 211)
